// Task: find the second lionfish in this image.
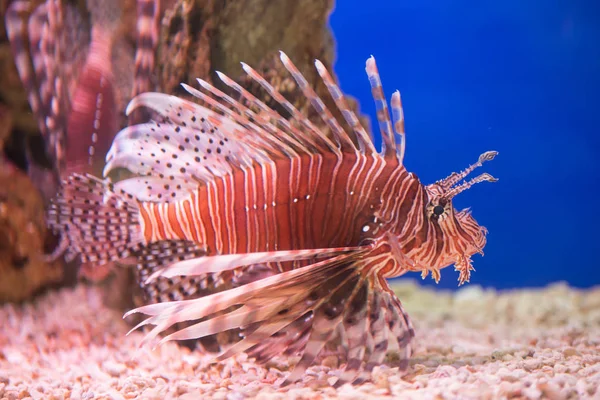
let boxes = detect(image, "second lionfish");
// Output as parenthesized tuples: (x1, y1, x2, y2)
(48, 52, 497, 385)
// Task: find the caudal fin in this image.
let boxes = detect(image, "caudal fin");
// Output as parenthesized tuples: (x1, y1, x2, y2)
(47, 173, 145, 264)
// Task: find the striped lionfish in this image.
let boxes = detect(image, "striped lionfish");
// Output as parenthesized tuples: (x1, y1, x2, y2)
(48, 52, 497, 385)
(5, 0, 160, 200)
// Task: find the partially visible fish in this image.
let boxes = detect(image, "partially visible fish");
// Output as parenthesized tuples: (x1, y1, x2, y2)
(4, 0, 161, 200)
(48, 52, 497, 385)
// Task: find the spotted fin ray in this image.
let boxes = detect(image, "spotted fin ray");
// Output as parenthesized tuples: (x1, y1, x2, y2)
(104, 52, 393, 186)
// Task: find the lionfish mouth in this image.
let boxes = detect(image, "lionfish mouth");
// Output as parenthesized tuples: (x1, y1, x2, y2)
(448, 151, 497, 255)
(475, 226, 488, 255)
(454, 207, 488, 255)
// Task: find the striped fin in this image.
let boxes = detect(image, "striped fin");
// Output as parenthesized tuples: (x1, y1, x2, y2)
(39, 0, 70, 173)
(384, 286, 414, 368)
(146, 247, 361, 282)
(155, 296, 291, 344)
(350, 287, 389, 384)
(4, 2, 61, 200)
(186, 80, 303, 158)
(131, 0, 160, 100)
(211, 317, 301, 363)
(334, 278, 412, 386)
(104, 51, 413, 199)
(134, 239, 237, 352)
(196, 75, 307, 158)
(29, 2, 53, 136)
(46, 173, 145, 263)
(5, 2, 48, 138)
(314, 59, 376, 155)
(4, 1, 68, 179)
(390, 91, 406, 165)
(124, 252, 363, 347)
(124, 251, 360, 319)
(109, 52, 412, 183)
(134, 240, 207, 291)
(281, 268, 366, 385)
(243, 314, 312, 364)
(125, 242, 415, 385)
(240, 61, 339, 155)
(109, 92, 275, 177)
(5, 0, 117, 181)
(277, 52, 348, 154)
(214, 263, 361, 369)
(365, 56, 396, 159)
(332, 280, 370, 387)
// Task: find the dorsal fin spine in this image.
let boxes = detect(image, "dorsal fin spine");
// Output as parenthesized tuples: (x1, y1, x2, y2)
(365, 56, 396, 159)
(211, 71, 316, 156)
(278, 51, 346, 157)
(314, 59, 377, 155)
(391, 91, 406, 166)
(240, 62, 336, 155)
(184, 80, 298, 159)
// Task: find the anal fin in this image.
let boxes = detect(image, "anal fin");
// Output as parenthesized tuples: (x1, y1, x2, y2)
(134, 240, 209, 303)
(133, 240, 234, 353)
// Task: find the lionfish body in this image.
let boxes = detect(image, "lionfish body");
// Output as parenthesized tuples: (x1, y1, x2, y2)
(48, 52, 497, 385)
(5, 0, 161, 199)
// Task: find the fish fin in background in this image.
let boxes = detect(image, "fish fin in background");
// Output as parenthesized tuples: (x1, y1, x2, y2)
(5, 0, 92, 273)
(128, 0, 161, 125)
(4, 0, 98, 189)
(5, 0, 69, 196)
(65, 61, 118, 176)
(63, 0, 123, 176)
(5, 0, 162, 192)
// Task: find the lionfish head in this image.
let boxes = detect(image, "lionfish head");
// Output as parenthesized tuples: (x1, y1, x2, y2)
(422, 150, 498, 284)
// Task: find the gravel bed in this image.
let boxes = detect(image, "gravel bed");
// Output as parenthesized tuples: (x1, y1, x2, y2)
(1, 281, 598, 399)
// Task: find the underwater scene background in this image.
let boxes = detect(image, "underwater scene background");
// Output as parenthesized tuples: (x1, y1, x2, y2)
(0, 1, 599, 399)
(331, 0, 600, 289)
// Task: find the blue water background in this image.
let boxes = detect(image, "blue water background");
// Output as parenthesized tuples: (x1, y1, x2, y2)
(329, 1, 600, 289)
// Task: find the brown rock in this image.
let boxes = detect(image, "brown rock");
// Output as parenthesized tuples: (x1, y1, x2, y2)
(0, 153, 63, 303)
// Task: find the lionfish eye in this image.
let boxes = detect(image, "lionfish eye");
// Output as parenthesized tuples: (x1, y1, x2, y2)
(433, 205, 445, 216)
(427, 199, 449, 220)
